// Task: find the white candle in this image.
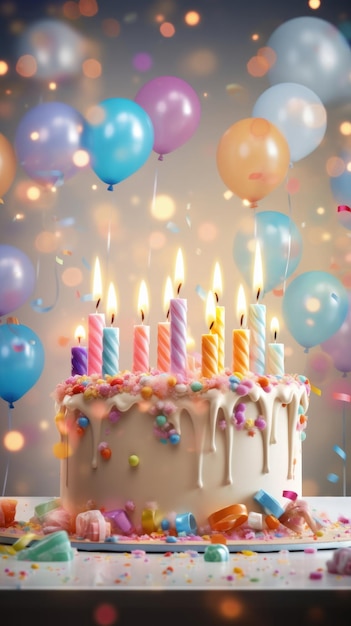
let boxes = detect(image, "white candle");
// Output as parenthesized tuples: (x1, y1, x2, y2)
(248, 242, 266, 375)
(88, 257, 105, 376)
(170, 248, 188, 380)
(102, 282, 119, 377)
(132, 280, 150, 373)
(267, 317, 284, 376)
(211, 261, 225, 373)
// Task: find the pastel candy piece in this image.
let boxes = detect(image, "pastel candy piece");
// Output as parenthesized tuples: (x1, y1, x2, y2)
(104, 509, 134, 535)
(253, 489, 285, 519)
(204, 544, 230, 562)
(75, 510, 111, 542)
(40, 507, 74, 535)
(16, 530, 74, 562)
(0, 498, 17, 527)
(175, 512, 197, 535)
(34, 498, 60, 521)
(327, 548, 351, 575)
(247, 511, 263, 530)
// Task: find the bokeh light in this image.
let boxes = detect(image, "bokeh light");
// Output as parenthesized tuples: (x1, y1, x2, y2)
(3, 430, 25, 452)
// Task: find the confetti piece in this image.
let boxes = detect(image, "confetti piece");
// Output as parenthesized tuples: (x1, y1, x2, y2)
(56, 217, 76, 227)
(333, 392, 351, 402)
(166, 221, 180, 233)
(62, 249, 72, 256)
(185, 215, 191, 228)
(80, 293, 93, 302)
(82, 257, 91, 270)
(338, 205, 351, 212)
(55, 256, 63, 265)
(310, 384, 321, 396)
(327, 472, 339, 483)
(333, 444, 347, 460)
(195, 284, 206, 300)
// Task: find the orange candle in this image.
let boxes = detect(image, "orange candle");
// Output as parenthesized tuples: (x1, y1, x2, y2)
(132, 280, 150, 373)
(211, 261, 225, 373)
(202, 290, 218, 378)
(233, 284, 250, 375)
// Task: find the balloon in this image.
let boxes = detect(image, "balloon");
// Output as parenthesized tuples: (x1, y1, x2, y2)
(252, 83, 327, 163)
(216, 118, 290, 207)
(233, 211, 303, 294)
(321, 292, 351, 375)
(282, 271, 349, 350)
(0, 245, 36, 316)
(0, 134, 16, 199)
(330, 153, 351, 224)
(0, 323, 45, 406)
(17, 18, 87, 82)
(14, 102, 87, 188)
(267, 16, 351, 105)
(82, 98, 154, 190)
(134, 76, 201, 158)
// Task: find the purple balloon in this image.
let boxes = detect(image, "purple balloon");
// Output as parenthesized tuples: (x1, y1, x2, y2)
(14, 101, 86, 188)
(321, 292, 351, 375)
(0, 245, 36, 316)
(135, 76, 201, 158)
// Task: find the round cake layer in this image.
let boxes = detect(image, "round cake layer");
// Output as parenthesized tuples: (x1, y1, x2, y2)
(53, 371, 310, 535)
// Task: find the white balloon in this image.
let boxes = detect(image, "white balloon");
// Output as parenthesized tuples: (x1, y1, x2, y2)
(252, 82, 327, 162)
(267, 16, 351, 105)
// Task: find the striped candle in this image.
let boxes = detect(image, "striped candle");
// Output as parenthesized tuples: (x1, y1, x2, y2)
(102, 327, 119, 376)
(133, 280, 150, 373)
(232, 328, 250, 375)
(267, 342, 284, 376)
(202, 332, 218, 378)
(157, 321, 171, 372)
(212, 305, 225, 373)
(248, 303, 266, 375)
(87, 313, 105, 375)
(170, 297, 188, 379)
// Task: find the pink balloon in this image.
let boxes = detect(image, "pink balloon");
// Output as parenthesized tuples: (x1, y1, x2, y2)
(321, 292, 351, 375)
(135, 76, 201, 158)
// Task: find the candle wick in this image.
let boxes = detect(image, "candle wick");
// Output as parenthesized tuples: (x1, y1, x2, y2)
(209, 320, 214, 331)
(141, 309, 144, 323)
(214, 291, 219, 303)
(177, 283, 182, 296)
(256, 288, 260, 302)
(274, 331, 277, 342)
(240, 313, 244, 328)
(111, 313, 115, 326)
(166, 308, 170, 320)
(96, 297, 101, 312)
(78, 336, 81, 344)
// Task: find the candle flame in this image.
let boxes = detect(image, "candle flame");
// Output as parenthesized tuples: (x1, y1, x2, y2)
(163, 276, 174, 319)
(270, 316, 279, 342)
(174, 248, 184, 295)
(212, 261, 222, 302)
(138, 279, 149, 323)
(205, 290, 216, 330)
(74, 324, 86, 343)
(93, 257, 102, 304)
(107, 282, 117, 325)
(253, 242, 263, 301)
(237, 284, 247, 327)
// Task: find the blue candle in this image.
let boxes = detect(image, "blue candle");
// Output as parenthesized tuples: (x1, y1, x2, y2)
(102, 283, 119, 377)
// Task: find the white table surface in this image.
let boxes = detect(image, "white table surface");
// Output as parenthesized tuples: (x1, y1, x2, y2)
(2, 497, 351, 625)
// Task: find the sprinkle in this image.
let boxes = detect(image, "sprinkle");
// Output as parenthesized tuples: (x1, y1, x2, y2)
(327, 473, 339, 483)
(333, 444, 347, 460)
(309, 571, 323, 580)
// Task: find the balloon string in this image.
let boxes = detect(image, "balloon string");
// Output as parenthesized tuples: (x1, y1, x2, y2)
(1, 404, 13, 496)
(342, 401, 346, 497)
(282, 166, 294, 294)
(151, 160, 159, 216)
(31, 256, 60, 313)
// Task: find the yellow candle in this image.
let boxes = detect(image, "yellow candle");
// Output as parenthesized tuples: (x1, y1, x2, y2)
(202, 291, 218, 378)
(233, 284, 250, 375)
(267, 317, 284, 376)
(211, 261, 225, 372)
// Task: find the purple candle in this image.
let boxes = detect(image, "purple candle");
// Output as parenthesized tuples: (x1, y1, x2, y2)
(71, 325, 87, 376)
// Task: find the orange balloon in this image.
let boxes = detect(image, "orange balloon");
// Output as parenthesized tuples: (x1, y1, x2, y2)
(216, 117, 290, 207)
(0, 133, 16, 200)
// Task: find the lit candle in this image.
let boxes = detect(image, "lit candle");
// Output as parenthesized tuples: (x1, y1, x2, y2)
(71, 325, 88, 376)
(248, 242, 266, 375)
(267, 317, 284, 376)
(202, 290, 218, 378)
(211, 261, 225, 373)
(157, 276, 173, 372)
(170, 248, 188, 380)
(102, 282, 119, 377)
(232, 285, 250, 375)
(132, 279, 150, 373)
(88, 257, 105, 376)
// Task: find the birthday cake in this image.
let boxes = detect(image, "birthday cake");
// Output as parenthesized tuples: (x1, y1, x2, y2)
(52, 369, 310, 539)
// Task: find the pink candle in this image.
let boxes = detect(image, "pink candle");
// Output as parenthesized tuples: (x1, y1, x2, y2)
(87, 258, 105, 376)
(170, 249, 187, 380)
(132, 280, 150, 373)
(71, 325, 87, 376)
(157, 276, 173, 372)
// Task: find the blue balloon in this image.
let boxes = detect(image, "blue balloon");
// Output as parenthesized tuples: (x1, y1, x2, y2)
(252, 83, 326, 163)
(282, 271, 349, 350)
(14, 101, 87, 188)
(330, 166, 351, 208)
(0, 323, 45, 407)
(233, 211, 303, 294)
(82, 97, 154, 190)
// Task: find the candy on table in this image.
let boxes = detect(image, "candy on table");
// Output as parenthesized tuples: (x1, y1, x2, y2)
(0, 498, 17, 527)
(16, 530, 74, 562)
(75, 509, 111, 541)
(204, 543, 230, 562)
(104, 508, 134, 535)
(33, 498, 61, 521)
(327, 548, 351, 575)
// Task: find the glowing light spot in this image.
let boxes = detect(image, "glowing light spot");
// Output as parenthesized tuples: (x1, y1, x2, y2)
(198, 221, 218, 242)
(251, 33, 260, 41)
(133, 52, 153, 72)
(39, 420, 50, 431)
(286, 177, 300, 194)
(0, 60, 8, 75)
(27, 186, 41, 201)
(4, 430, 25, 452)
(148, 231, 167, 250)
(93, 602, 118, 626)
(306, 297, 320, 313)
(86, 104, 105, 125)
(223, 190, 233, 200)
(258, 46, 276, 68)
(78, 0, 98, 17)
(62, 267, 83, 287)
(16, 54, 37, 78)
(73, 149, 90, 167)
(30, 131, 40, 141)
(53, 441, 72, 459)
(218, 596, 244, 620)
(151, 194, 175, 221)
(160, 22, 175, 38)
(48, 82, 57, 91)
(35, 231, 58, 253)
(308, 0, 321, 9)
(82, 58, 102, 79)
(185, 11, 200, 26)
(316, 206, 325, 215)
(340, 121, 351, 136)
(247, 55, 269, 77)
(102, 18, 120, 37)
(326, 156, 345, 177)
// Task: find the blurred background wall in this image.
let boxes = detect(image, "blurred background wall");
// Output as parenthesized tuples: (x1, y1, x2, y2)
(0, 0, 351, 499)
